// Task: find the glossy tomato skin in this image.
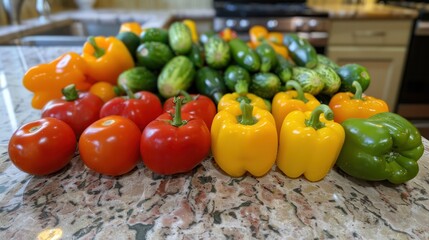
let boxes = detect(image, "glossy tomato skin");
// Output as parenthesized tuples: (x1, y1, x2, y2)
(140, 112, 211, 175)
(8, 117, 77, 175)
(99, 91, 162, 131)
(41, 91, 104, 137)
(163, 94, 217, 129)
(79, 115, 141, 176)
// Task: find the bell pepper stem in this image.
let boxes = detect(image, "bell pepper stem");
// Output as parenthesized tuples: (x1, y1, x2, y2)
(88, 36, 105, 58)
(351, 81, 363, 100)
(286, 80, 308, 103)
(305, 104, 333, 130)
(62, 84, 79, 101)
(236, 95, 251, 104)
(238, 100, 257, 125)
(235, 80, 249, 95)
(170, 96, 187, 127)
(179, 90, 193, 104)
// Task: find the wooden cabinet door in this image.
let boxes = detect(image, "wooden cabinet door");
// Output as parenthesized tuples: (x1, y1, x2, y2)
(327, 46, 407, 110)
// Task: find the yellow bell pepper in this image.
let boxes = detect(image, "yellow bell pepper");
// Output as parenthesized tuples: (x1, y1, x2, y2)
(272, 80, 320, 134)
(183, 19, 199, 43)
(82, 36, 134, 85)
(276, 104, 345, 182)
(22, 52, 91, 109)
(211, 101, 278, 177)
(119, 22, 142, 36)
(218, 92, 269, 112)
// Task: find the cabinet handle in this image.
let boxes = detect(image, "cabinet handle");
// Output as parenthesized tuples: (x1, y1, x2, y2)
(353, 30, 386, 37)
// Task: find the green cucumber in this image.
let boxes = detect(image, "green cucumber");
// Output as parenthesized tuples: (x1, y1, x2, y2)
(195, 66, 228, 104)
(116, 31, 141, 61)
(136, 42, 174, 70)
(283, 33, 318, 69)
(157, 56, 195, 98)
(224, 65, 251, 95)
(187, 43, 205, 68)
(228, 38, 260, 72)
(168, 22, 193, 55)
(292, 67, 324, 95)
(275, 54, 294, 84)
(117, 66, 157, 93)
(317, 54, 339, 70)
(250, 72, 281, 99)
(336, 63, 371, 92)
(204, 36, 231, 69)
(140, 28, 169, 44)
(313, 64, 341, 95)
(255, 42, 277, 73)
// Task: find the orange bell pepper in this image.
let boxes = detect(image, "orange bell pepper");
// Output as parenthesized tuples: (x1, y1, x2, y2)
(272, 81, 320, 135)
(329, 81, 389, 123)
(267, 32, 283, 45)
(82, 36, 134, 85)
(249, 25, 268, 44)
(119, 22, 142, 36)
(22, 52, 91, 109)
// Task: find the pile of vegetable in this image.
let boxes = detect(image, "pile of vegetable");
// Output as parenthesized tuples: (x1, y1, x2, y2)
(8, 20, 424, 185)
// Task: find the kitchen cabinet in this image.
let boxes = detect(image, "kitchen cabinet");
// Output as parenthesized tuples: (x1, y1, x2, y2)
(327, 19, 413, 109)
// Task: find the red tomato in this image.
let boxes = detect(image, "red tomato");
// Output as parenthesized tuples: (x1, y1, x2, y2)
(140, 108, 211, 175)
(8, 117, 77, 175)
(41, 86, 104, 137)
(79, 115, 141, 176)
(163, 93, 217, 129)
(99, 91, 163, 131)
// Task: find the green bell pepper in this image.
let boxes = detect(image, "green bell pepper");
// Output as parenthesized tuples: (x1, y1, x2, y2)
(336, 112, 424, 184)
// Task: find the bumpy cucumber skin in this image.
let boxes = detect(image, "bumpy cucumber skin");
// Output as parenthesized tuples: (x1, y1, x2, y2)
(157, 56, 195, 98)
(204, 37, 231, 69)
(168, 22, 193, 55)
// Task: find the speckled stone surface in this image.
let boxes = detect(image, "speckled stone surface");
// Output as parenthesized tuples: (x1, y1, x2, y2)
(0, 46, 429, 239)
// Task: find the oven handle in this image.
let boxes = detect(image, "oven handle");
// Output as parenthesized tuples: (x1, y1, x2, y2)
(415, 20, 429, 36)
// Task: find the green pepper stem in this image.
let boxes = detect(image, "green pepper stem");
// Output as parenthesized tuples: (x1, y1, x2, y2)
(286, 80, 308, 103)
(305, 104, 333, 130)
(235, 80, 249, 95)
(170, 96, 187, 127)
(88, 36, 105, 58)
(351, 81, 363, 100)
(179, 90, 193, 104)
(62, 84, 79, 101)
(238, 100, 257, 125)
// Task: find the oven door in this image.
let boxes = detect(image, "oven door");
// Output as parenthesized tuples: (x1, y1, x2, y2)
(397, 19, 429, 138)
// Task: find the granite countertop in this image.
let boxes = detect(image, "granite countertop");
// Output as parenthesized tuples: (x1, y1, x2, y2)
(1, 46, 429, 239)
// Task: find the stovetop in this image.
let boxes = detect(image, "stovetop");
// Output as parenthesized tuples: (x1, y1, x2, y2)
(214, 2, 329, 18)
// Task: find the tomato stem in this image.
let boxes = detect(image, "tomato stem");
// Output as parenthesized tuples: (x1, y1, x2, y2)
(88, 36, 105, 58)
(62, 84, 79, 101)
(170, 96, 187, 127)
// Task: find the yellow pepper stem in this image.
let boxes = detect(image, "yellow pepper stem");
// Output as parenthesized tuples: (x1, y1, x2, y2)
(171, 96, 187, 127)
(238, 101, 257, 125)
(61, 84, 79, 101)
(305, 104, 333, 130)
(88, 36, 105, 58)
(351, 81, 363, 100)
(286, 80, 308, 103)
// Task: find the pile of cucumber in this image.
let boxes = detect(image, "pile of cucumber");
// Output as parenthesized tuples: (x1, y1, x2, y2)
(120, 21, 371, 105)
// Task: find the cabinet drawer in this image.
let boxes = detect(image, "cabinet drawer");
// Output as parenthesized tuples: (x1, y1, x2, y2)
(329, 20, 413, 46)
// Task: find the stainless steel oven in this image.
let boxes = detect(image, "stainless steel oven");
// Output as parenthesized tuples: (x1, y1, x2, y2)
(213, 0, 330, 54)
(390, 1, 429, 138)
